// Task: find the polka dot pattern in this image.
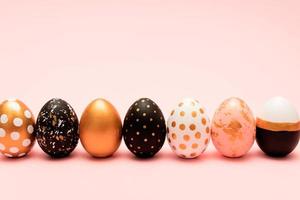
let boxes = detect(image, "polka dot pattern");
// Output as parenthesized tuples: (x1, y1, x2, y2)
(22, 139, 31, 147)
(27, 125, 34, 134)
(0, 99, 35, 158)
(24, 110, 32, 119)
(10, 131, 20, 140)
(123, 98, 166, 158)
(18, 153, 26, 157)
(13, 118, 23, 127)
(0, 128, 6, 137)
(0, 143, 5, 150)
(9, 147, 19, 153)
(4, 153, 13, 157)
(0, 114, 8, 124)
(167, 98, 211, 159)
(36, 98, 79, 158)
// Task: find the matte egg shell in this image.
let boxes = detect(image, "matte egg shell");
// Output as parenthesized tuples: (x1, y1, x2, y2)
(123, 98, 166, 158)
(211, 97, 255, 158)
(80, 98, 122, 157)
(256, 96, 300, 157)
(0, 99, 35, 158)
(36, 98, 79, 158)
(167, 98, 210, 158)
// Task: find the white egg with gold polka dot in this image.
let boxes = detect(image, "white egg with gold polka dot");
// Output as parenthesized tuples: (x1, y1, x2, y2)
(167, 98, 211, 158)
(0, 99, 35, 158)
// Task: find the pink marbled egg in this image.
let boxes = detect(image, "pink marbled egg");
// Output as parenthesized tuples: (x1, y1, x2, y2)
(211, 97, 256, 158)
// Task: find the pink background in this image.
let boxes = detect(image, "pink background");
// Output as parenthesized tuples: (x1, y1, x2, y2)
(0, 1, 300, 200)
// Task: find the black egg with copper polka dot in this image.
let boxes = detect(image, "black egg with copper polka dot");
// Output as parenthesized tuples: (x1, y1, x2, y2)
(123, 98, 166, 158)
(36, 98, 79, 158)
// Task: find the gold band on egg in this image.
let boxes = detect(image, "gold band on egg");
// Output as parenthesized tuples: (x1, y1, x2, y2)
(256, 118, 300, 132)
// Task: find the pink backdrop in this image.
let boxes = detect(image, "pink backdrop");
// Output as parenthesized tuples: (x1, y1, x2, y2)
(0, 1, 299, 200)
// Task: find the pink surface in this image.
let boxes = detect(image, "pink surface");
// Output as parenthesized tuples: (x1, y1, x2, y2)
(211, 97, 256, 157)
(0, 1, 300, 200)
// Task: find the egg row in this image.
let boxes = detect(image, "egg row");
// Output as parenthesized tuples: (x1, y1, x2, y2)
(0, 97, 299, 159)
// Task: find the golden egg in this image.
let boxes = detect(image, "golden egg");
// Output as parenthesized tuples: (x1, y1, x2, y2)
(79, 98, 122, 157)
(0, 99, 35, 158)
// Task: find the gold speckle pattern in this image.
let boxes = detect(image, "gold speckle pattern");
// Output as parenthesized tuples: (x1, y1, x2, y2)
(211, 97, 255, 158)
(36, 98, 79, 158)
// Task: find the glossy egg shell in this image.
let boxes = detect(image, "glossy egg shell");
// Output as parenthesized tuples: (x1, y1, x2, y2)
(36, 98, 79, 158)
(211, 97, 256, 158)
(123, 98, 166, 158)
(80, 98, 122, 157)
(256, 96, 300, 157)
(0, 99, 35, 158)
(167, 98, 210, 158)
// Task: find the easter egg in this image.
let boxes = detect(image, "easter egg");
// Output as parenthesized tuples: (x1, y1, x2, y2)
(167, 98, 210, 158)
(123, 98, 166, 158)
(36, 98, 79, 158)
(211, 97, 256, 158)
(256, 96, 300, 157)
(0, 99, 35, 158)
(80, 98, 122, 157)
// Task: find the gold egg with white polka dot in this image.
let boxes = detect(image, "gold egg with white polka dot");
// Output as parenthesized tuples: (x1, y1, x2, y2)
(0, 99, 35, 158)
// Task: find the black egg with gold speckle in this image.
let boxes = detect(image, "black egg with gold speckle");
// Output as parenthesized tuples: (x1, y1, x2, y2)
(36, 98, 79, 158)
(123, 98, 166, 158)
